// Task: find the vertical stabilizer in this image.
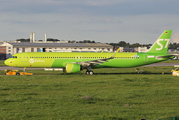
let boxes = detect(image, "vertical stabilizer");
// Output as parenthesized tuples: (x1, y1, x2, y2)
(147, 30, 172, 54)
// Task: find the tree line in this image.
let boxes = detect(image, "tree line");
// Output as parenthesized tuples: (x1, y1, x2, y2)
(108, 41, 152, 48)
(108, 41, 179, 49)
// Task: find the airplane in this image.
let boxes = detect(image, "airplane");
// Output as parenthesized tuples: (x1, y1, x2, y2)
(4, 30, 174, 75)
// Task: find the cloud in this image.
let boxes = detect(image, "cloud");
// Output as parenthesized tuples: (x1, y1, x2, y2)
(0, 0, 179, 16)
(1, 0, 179, 43)
(76, 17, 122, 24)
(83, 28, 110, 33)
(85, 0, 120, 6)
(2, 19, 42, 24)
(173, 33, 179, 43)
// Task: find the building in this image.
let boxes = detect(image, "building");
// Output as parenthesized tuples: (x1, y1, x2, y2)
(138, 47, 148, 52)
(114, 46, 148, 53)
(0, 42, 113, 59)
(0, 40, 6, 59)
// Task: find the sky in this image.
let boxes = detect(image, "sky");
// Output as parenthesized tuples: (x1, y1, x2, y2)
(0, 0, 179, 44)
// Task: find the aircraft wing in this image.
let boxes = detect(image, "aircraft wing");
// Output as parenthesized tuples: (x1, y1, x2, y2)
(77, 57, 112, 67)
(77, 48, 120, 67)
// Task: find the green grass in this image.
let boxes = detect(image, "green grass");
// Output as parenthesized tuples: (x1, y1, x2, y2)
(0, 60, 5, 66)
(0, 67, 179, 120)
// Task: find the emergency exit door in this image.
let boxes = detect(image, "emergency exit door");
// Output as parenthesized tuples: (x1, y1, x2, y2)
(144, 54, 148, 62)
(22, 53, 27, 62)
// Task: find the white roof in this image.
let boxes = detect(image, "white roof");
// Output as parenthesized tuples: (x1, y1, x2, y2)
(7, 42, 112, 48)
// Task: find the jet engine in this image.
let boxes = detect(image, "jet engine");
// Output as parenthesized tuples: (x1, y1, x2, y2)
(65, 63, 83, 73)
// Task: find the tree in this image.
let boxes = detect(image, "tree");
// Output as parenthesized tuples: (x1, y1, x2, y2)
(130, 43, 141, 47)
(47, 38, 60, 41)
(118, 41, 127, 46)
(16, 38, 30, 42)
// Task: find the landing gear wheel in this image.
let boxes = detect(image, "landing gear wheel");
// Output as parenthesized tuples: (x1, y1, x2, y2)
(86, 71, 90, 75)
(16, 72, 20, 75)
(89, 71, 94, 75)
(86, 71, 94, 75)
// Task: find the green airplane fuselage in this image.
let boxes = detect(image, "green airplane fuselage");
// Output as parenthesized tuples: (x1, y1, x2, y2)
(4, 52, 171, 68)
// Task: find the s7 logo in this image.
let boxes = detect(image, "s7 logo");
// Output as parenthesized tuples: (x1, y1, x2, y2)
(156, 39, 170, 50)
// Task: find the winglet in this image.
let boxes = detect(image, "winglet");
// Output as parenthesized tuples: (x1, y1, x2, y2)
(111, 48, 120, 58)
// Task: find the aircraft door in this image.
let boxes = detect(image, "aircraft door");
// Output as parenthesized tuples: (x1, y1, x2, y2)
(22, 53, 27, 62)
(144, 54, 148, 62)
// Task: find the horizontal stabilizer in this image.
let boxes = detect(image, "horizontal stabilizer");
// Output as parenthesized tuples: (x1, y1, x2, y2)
(157, 55, 175, 59)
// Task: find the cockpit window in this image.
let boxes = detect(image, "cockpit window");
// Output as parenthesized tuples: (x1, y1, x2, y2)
(12, 56, 17, 58)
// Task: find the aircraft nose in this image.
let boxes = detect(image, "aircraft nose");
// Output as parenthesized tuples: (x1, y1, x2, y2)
(4, 59, 12, 66)
(4, 59, 9, 66)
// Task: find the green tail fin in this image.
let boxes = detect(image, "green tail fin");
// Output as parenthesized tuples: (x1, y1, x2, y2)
(147, 30, 172, 54)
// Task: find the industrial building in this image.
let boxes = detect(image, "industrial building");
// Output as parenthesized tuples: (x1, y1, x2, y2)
(0, 32, 115, 59)
(0, 42, 113, 59)
(114, 46, 148, 53)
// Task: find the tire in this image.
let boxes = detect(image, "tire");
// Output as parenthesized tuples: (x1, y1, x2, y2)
(89, 71, 94, 75)
(16, 72, 20, 75)
(86, 71, 89, 75)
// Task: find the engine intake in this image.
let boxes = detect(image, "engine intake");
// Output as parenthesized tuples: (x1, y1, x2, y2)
(65, 63, 83, 73)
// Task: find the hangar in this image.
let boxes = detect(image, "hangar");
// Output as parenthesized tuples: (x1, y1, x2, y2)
(0, 42, 113, 59)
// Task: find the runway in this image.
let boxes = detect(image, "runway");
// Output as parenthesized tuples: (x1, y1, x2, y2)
(0, 66, 43, 70)
(0, 63, 179, 70)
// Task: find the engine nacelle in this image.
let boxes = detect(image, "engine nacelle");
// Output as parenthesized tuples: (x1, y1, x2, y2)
(65, 63, 82, 73)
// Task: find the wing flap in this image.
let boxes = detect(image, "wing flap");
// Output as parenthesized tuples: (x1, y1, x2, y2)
(77, 48, 120, 67)
(78, 58, 111, 67)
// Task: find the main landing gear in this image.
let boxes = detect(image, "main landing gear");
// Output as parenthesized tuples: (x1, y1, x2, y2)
(86, 66, 94, 75)
(86, 70, 94, 75)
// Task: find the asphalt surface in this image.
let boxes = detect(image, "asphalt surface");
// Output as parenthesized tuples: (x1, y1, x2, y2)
(0, 63, 179, 70)
(0, 66, 43, 70)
